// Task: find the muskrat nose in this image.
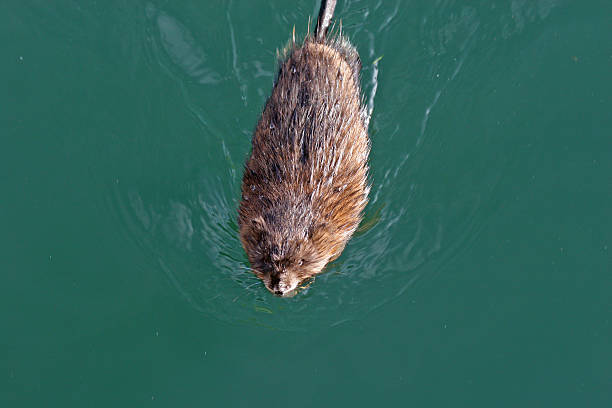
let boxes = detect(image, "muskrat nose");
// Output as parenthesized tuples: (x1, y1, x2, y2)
(274, 289, 284, 296)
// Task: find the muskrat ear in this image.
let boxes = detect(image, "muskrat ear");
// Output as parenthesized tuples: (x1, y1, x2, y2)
(246, 216, 267, 247)
(251, 216, 266, 231)
(307, 222, 328, 240)
(307, 224, 315, 239)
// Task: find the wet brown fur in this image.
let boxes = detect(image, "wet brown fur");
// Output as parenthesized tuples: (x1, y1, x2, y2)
(238, 4, 370, 297)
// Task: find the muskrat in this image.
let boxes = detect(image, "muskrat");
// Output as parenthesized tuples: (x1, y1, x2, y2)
(238, 0, 370, 297)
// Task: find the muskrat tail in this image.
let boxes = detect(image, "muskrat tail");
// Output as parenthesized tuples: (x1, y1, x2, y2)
(315, 0, 337, 41)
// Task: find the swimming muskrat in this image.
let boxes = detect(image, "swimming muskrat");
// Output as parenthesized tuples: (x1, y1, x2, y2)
(238, 0, 370, 297)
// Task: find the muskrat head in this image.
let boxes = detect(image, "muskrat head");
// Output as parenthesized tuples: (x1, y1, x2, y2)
(241, 216, 329, 297)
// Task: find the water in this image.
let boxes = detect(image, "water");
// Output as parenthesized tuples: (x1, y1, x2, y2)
(2, 0, 611, 406)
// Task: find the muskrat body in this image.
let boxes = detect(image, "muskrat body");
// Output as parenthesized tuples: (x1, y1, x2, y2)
(238, 0, 370, 297)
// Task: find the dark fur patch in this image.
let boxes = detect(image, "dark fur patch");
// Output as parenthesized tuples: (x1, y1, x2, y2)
(300, 133, 310, 164)
(298, 85, 310, 107)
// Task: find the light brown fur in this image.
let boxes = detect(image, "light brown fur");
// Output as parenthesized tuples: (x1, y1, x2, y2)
(238, 4, 370, 297)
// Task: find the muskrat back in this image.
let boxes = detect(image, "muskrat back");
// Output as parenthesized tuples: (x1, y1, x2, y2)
(238, 0, 370, 297)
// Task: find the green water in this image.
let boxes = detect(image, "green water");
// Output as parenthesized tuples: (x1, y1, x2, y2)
(2, 0, 611, 406)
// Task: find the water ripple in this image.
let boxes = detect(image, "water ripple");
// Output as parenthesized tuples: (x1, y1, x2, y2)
(101, 0, 557, 330)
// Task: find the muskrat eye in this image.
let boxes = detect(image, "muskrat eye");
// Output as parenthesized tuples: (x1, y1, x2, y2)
(298, 259, 304, 266)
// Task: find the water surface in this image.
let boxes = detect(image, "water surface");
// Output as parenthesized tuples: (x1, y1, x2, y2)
(2, 0, 611, 406)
